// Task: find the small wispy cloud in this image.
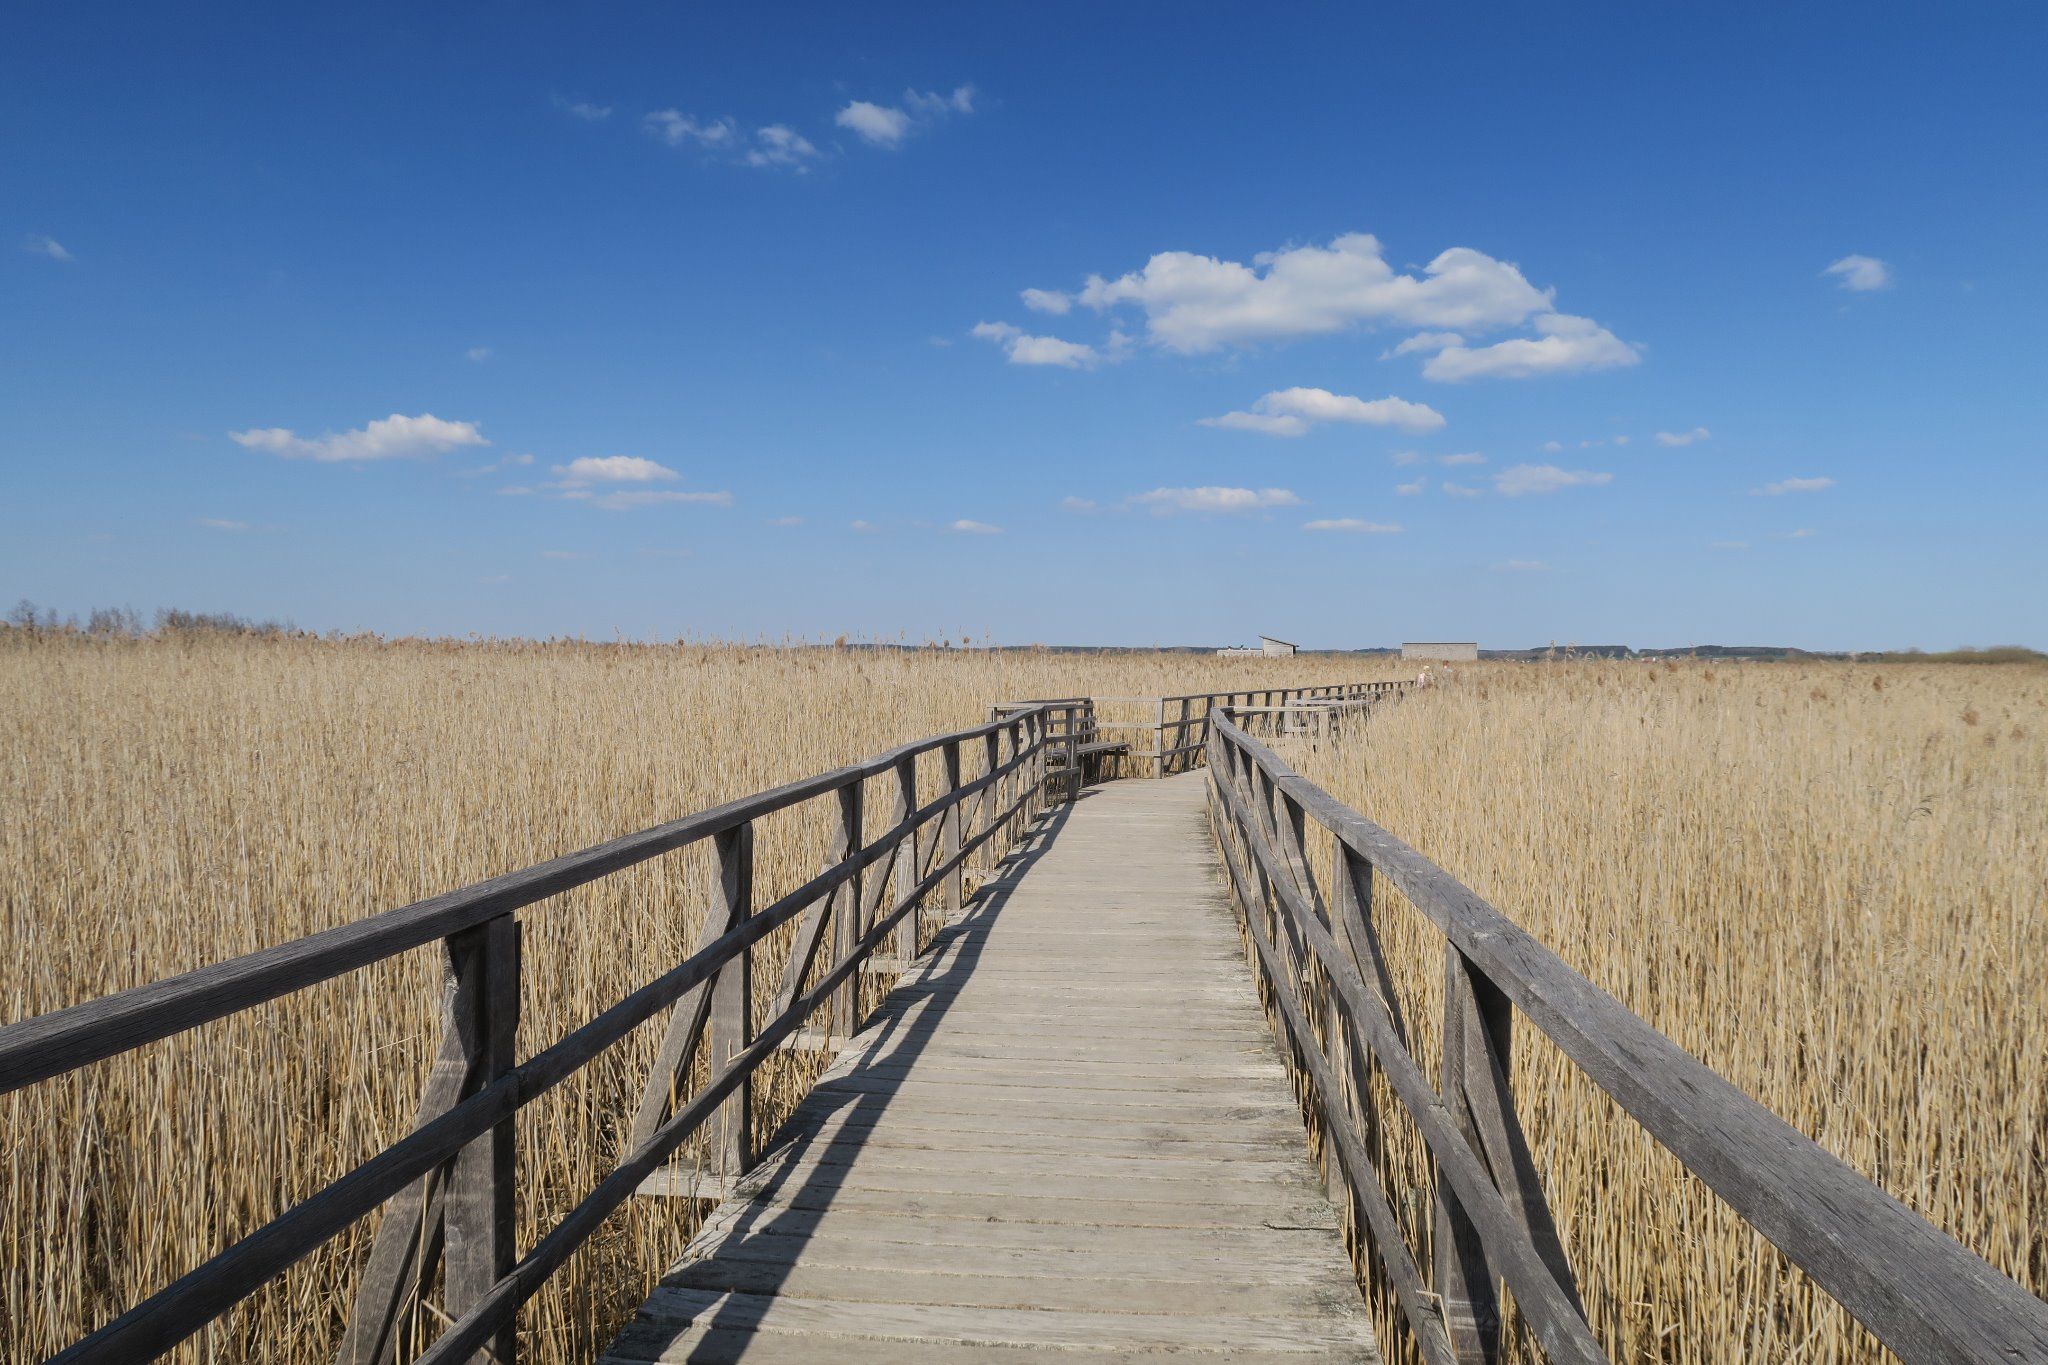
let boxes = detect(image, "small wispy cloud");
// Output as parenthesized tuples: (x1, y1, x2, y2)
(767, 515, 804, 527)
(540, 550, 581, 560)
(1439, 452, 1487, 466)
(645, 110, 737, 148)
(23, 235, 73, 263)
(547, 456, 730, 509)
(850, 519, 878, 533)
(1384, 331, 1464, 358)
(836, 85, 975, 147)
(1442, 482, 1487, 499)
(971, 320, 1107, 369)
(1303, 519, 1402, 534)
(554, 98, 614, 122)
(1496, 559, 1548, 572)
(1775, 527, 1819, 539)
(1021, 288, 1072, 315)
(1200, 387, 1445, 437)
(1493, 463, 1613, 497)
(1130, 486, 1301, 515)
(1655, 426, 1710, 447)
(1754, 476, 1835, 496)
(1059, 496, 1100, 514)
(466, 345, 493, 363)
(949, 518, 1003, 535)
(1824, 254, 1892, 292)
(231, 413, 487, 462)
(1395, 478, 1428, 496)
(746, 124, 820, 168)
(197, 518, 250, 532)
(1542, 440, 1564, 453)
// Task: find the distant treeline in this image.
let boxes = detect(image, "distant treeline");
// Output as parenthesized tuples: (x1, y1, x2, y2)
(5, 602, 2040, 663)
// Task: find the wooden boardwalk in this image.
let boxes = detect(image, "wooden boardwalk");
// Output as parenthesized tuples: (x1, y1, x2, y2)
(603, 772, 1381, 1362)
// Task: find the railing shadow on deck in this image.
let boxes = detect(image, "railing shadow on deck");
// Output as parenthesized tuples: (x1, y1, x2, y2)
(633, 795, 1084, 1354)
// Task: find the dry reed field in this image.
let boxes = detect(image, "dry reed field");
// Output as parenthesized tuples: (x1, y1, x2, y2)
(1288, 660, 2047, 1363)
(0, 632, 1398, 1363)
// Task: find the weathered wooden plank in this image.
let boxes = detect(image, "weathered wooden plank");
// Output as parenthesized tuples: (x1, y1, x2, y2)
(622, 1286, 1377, 1355)
(605, 773, 1379, 1364)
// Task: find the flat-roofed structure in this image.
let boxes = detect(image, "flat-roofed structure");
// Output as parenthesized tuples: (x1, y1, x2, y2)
(1217, 635, 1298, 658)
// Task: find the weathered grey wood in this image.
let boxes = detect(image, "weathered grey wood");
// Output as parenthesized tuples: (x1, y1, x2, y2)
(336, 946, 475, 1365)
(888, 755, 919, 964)
(1212, 711, 2048, 1365)
(0, 708, 1050, 1099)
(603, 774, 1379, 1364)
(1435, 944, 1501, 1363)
(705, 825, 755, 1179)
(1454, 953, 1583, 1318)
(442, 914, 520, 1365)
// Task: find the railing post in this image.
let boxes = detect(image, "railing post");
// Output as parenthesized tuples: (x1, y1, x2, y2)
(706, 823, 755, 1182)
(443, 912, 520, 1365)
(891, 755, 919, 962)
(980, 728, 1001, 869)
(1153, 695, 1167, 777)
(1435, 945, 1502, 1363)
(941, 740, 963, 914)
(828, 781, 863, 1036)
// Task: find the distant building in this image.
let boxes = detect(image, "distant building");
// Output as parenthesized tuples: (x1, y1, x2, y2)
(1402, 641, 1478, 662)
(1217, 635, 1298, 658)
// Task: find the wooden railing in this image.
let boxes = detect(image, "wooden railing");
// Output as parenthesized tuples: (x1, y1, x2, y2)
(0, 701, 1090, 1364)
(1205, 708, 2048, 1364)
(1154, 680, 1406, 775)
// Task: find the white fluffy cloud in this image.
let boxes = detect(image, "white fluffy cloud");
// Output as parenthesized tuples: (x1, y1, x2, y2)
(837, 87, 973, 148)
(198, 518, 250, 532)
(552, 456, 677, 484)
(231, 413, 487, 462)
(1442, 482, 1487, 498)
(1439, 452, 1486, 466)
(971, 320, 1103, 369)
(1200, 386, 1445, 437)
(836, 101, 911, 145)
(1304, 519, 1402, 534)
(1754, 476, 1835, 495)
(1424, 313, 1641, 381)
(949, 518, 1002, 534)
(1395, 478, 1427, 496)
(555, 98, 613, 121)
(1131, 486, 1301, 514)
(1496, 559, 1548, 572)
(1824, 255, 1892, 292)
(1077, 233, 1553, 354)
(1493, 463, 1613, 496)
(1021, 288, 1073, 314)
(24, 235, 73, 262)
(1655, 426, 1711, 447)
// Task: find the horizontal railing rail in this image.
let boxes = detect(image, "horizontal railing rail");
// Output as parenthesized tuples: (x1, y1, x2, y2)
(1154, 680, 1406, 775)
(0, 700, 1091, 1364)
(1205, 708, 2048, 1364)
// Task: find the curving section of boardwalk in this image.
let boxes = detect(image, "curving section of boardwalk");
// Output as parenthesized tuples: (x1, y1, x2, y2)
(603, 772, 1380, 1362)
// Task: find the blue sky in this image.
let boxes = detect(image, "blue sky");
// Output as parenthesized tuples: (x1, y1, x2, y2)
(4, 3, 2044, 649)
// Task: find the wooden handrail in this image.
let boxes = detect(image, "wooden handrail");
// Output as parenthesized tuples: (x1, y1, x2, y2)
(1205, 708, 2048, 1364)
(6, 701, 1084, 1364)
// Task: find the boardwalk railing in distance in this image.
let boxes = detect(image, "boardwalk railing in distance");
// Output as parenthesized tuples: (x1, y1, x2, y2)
(1154, 681, 1406, 776)
(0, 700, 1090, 1365)
(1204, 707, 2048, 1365)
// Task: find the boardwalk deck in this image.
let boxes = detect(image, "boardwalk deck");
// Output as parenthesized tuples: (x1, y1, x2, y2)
(603, 772, 1381, 1363)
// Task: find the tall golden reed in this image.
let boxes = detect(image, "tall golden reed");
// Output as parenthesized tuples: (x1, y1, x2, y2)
(0, 632, 1396, 1362)
(1288, 660, 2046, 1362)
